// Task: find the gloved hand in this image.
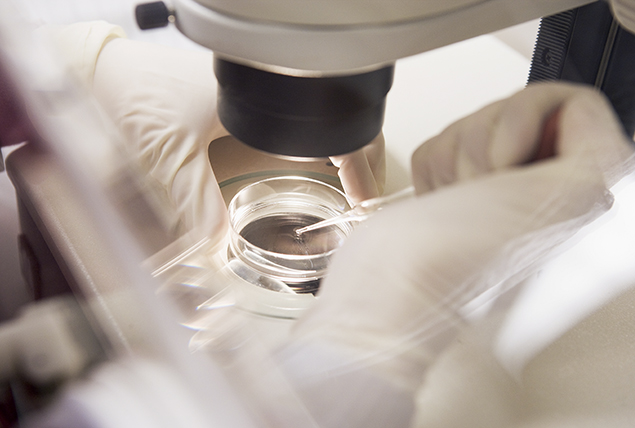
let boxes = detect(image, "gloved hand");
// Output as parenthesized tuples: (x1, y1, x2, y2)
(43, 21, 228, 241)
(276, 83, 635, 428)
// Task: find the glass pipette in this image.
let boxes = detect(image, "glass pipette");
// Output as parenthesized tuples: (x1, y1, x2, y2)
(295, 186, 415, 236)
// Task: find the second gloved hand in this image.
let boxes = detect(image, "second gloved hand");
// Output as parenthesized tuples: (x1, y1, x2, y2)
(276, 83, 635, 428)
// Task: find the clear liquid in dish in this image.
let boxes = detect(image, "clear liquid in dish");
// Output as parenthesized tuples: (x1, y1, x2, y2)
(239, 214, 345, 256)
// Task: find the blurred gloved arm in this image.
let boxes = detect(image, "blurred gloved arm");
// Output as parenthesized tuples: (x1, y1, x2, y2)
(277, 83, 635, 428)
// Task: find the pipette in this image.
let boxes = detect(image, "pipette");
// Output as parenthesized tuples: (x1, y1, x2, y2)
(295, 186, 415, 236)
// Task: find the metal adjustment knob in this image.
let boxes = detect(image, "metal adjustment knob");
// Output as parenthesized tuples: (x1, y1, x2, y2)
(135, 2, 172, 30)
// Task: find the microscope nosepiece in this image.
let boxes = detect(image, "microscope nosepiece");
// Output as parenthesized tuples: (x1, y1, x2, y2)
(214, 58, 394, 158)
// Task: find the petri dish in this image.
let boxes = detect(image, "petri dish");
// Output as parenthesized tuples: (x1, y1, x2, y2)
(228, 176, 353, 293)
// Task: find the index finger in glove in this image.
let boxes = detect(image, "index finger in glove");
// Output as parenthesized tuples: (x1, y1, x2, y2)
(330, 133, 386, 204)
(412, 82, 634, 194)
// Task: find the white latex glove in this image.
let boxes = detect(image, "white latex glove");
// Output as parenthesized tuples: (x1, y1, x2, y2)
(330, 133, 386, 203)
(277, 83, 635, 428)
(45, 22, 229, 242)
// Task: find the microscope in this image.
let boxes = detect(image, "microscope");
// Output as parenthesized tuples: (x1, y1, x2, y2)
(0, 0, 634, 426)
(134, 0, 635, 158)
